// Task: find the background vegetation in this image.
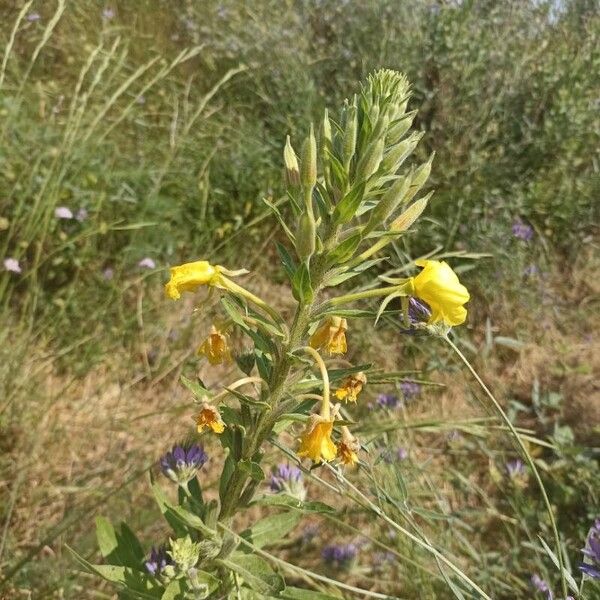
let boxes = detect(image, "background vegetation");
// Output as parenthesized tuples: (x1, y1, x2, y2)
(0, 0, 598, 598)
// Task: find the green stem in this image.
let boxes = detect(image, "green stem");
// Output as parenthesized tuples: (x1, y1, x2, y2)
(327, 284, 401, 306)
(299, 346, 330, 418)
(443, 334, 568, 598)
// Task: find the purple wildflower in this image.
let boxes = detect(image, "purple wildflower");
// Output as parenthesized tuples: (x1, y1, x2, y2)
(408, 297, 432, 323)
(524, 264, 538, 277)
(160, 444, 208, 485)
(301, 523, 319, 545)
(512, 220, 534, 241)
(145, 545, 173, 576)
(531, 574, 551, 599)
(400, 381, 421, 400)
(579, 518, 600, 579)
(322, 543, 358, 569)
(397, 447, 408, 460)
(372, 551, 395, 568)
(4, 258, 21, 273)
(506, 459, 525, 478)
(75, 207, 88, 222)
(26, 12, 41, 22)
(269, 463, 306, 501)
(103, 267, 114, 281)
(381, 447, 408, 464)
(138, 257, 156, 269)
(55, 206, 73, 219)
(102, 7, 115, 20)
(376, 393, 400, 409)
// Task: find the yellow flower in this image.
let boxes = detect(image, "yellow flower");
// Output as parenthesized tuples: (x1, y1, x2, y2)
(165, 260, 223, 300)
(195, 403, 225, 434)
(337, 427, 360, 467)
(197, 326, 232, 365)
(309, 316, 348, 355)
(411, 259, 470, 327)
(297, 416, 337, 463)
(334, 372, 367, 403)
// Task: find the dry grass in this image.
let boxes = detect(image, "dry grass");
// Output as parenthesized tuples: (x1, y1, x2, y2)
(1, 247, 599, 597)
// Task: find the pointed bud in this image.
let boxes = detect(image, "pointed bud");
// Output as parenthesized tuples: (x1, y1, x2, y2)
(356, 138, 384, 182)
(342, 100, 358, 168)
(386, 110, 416, 145)
(403, 153, 434, 204)
(365, 175, 411, 233)
(296, 211, 316, 260)
(284, 135, 300, 188)
(301, 124, 317, 189)
(381, 131, 423, 173)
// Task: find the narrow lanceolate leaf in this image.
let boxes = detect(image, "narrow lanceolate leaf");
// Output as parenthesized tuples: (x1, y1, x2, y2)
(390, 191, 433, 233)
(241, 511, 301, 548)
(332, 181, 366, 224)
(221, 553, 285, 594)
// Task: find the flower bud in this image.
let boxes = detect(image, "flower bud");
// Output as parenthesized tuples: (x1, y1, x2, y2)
(403, 152, 434, 203)
(365, 175, 411, 233)
(169, 536, 201, 572)
(342, 100, 357, 168)
(355, 138, 384, 182)
(301, 124, 317, 189)
(381, 131, 422, 174)
(284, 135, 300, 187)
(296, 211, 316, 260)
(386, 110, 416, 145)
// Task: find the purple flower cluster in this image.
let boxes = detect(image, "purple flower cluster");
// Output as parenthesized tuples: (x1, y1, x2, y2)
(376, 393, 400, 409)
(269, 463, 306, 501)
(380, 447, 408, 464)
(408, 297, 432, 323)
(322, 543, 358, 568)
(531, 574, 551, 598)
(512, 220, 534, 241)
(579, 518, 600, 579)
(145, 545, 173, 576)
(400, 381, 421, 400)
(506, 458, 525, 478)
(160, 445, 207, 485)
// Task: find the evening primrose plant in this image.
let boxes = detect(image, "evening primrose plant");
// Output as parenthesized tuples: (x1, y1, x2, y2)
(77, 70, 572, 599)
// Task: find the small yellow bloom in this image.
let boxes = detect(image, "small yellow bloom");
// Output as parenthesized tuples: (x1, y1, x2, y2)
(411, 259, 470, 327)
(197, 326, 232, 365)
(310, 317, 348, 355)
(165, 260, 222, 300)
(334, 372, 367, 403)
(337, 427, 360, 467)
(195, 403, 225, 434)
(297, 416, 337, 463)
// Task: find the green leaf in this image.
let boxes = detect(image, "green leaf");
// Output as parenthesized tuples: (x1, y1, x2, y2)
(538, 537, 579, 594)
(219, 454, 236, 505)
(277, 243, 297, 282)
(327, 233, 362, 265)
(180, 376, 209, 400)
(152, 483, 216, 539)
(96, 516, 118, 559)
(241, 511, 301, 549)
(67, 545, 159, 600)
(238, 459, 266, 482)
(161, 580, 183, 600)
(221, 552, 284, 595)
(332, 181, 366, 224)
(291, 262, 313, 304)
(225, 386, 270, 409)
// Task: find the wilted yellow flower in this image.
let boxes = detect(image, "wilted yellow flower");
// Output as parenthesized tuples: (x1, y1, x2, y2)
(334, 372, 367, 403)
(297, 415, 337, 463)
(411, 259, 470, 327)
(337, 427, 360, 467)
(165, 260, 222, 300)
(309, 316, 348, 355)
(195, 403, 225, 434)
(197, 326, 232, 365)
